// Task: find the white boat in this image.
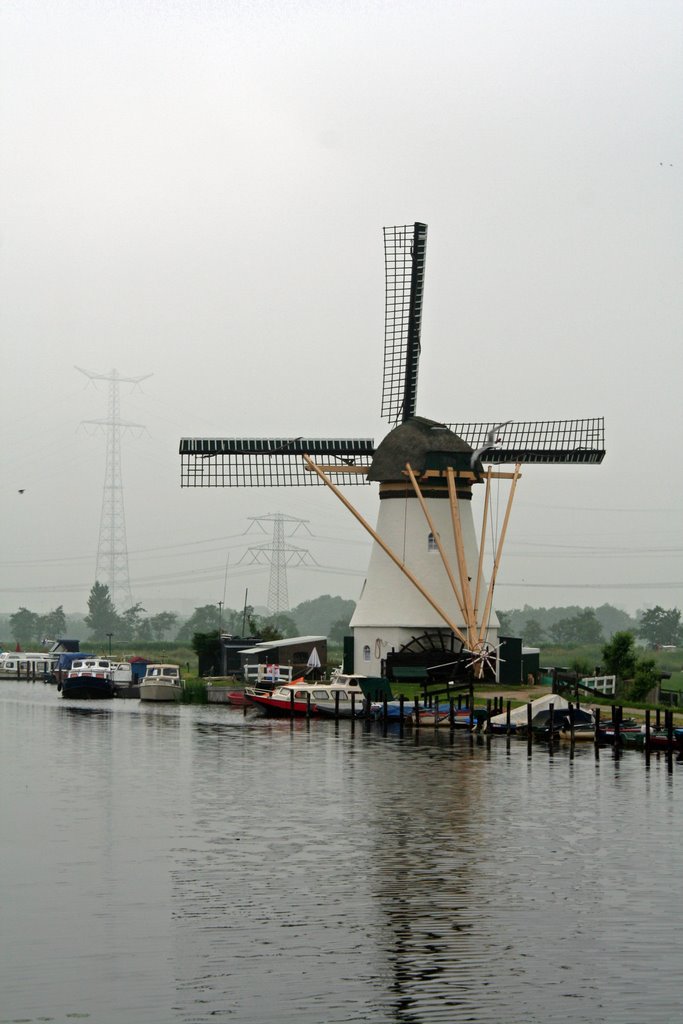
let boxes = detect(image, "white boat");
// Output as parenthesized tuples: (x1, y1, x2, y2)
(139, 664, 183, 702)
(244, 673, 367, 716)
(484, 693, 571, 733)
(0, 651, 59, 678)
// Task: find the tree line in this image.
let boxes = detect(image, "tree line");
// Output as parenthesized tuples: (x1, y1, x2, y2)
(497, 603, 683, 649)
(2, 585, 356, 647)
(3, 589, 681, 653)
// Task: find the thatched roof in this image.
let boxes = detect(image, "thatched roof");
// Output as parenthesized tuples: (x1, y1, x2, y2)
(369, 416, 472, 482)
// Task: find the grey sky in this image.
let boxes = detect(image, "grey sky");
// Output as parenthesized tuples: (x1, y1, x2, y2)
(1, 0, 681, 618)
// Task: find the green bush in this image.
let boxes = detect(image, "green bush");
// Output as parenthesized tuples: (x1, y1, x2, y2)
(180, 678, 208, 704)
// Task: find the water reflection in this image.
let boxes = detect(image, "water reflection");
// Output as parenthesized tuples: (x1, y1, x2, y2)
(0, 685, 680, 1024)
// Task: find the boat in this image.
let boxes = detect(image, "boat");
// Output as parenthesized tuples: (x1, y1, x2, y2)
(558, 713, 597, 741)
(244, 674, 367, 717)
(226, 690, 251, 707)
(0, 651, 59, 679)
(111, 662, 140, 698)
(370, 701, 484, 728)
(139, 664, 184, 702)
(597, 719, 641, 746)
(485, 694, 571, 734)
(516, 706, 596, 740)
(60, 658, 116, 699)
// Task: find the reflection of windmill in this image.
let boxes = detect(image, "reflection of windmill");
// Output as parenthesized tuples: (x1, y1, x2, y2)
(180, 223, 605, 677)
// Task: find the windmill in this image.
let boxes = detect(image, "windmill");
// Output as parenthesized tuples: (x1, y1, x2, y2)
(180, 222, 605, 680)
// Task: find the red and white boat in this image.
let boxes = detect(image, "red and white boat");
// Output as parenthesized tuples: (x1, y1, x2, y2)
(244, 673, 366, 717)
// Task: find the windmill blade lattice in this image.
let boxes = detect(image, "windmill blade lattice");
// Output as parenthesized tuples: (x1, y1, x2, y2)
(449, 418, 605, 465)
(381, 222, 428, 426)
(179, 437, 374, 487)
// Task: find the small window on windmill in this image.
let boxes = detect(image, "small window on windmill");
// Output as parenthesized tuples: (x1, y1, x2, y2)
(363, 645, 371, 662)
(427, 532, 438, 552)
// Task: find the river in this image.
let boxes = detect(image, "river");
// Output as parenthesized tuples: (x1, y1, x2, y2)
(0, 681, 680, 1024)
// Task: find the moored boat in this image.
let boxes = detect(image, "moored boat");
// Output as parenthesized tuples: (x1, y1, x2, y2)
(139, 664, 183, 702)
(245, 674, 366, 716)
(370, 701, 483, 728)
(60, 658, 116, 699)
(0, 651, 59, 679)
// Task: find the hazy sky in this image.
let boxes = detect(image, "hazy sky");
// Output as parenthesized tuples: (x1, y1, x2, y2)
(1, 0, 681, 619)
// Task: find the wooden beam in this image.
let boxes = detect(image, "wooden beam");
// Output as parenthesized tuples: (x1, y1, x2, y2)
(405, 462, 469, 628)
(303, 464, 369, 474)
(446, 467, 476, 645)
(472, 467, 492, 626)
(477, 463, 522, 644)
(401, 469, 520, 481)
(302, 454, 468, 644)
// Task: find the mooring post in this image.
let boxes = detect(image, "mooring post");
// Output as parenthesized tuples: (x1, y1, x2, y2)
(334, 690, 340, 721)
(645, 708, 651, 761)
(414, 695, 420, 729)
(506, 700, 511, 736)
(306, 692, 311, 718)
(614, 706, 621, 748)
(666, 709, 674, 749)
(594, 706, 601, 757)
(449, 697, 455, 731)
(290, 688, 295, 718)
(548, 702, 554, 753)
(655, 707, 661, 731)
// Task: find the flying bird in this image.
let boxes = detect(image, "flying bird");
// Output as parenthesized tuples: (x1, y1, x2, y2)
(470, 421, 511, 470)
(17, 489, 25, 494)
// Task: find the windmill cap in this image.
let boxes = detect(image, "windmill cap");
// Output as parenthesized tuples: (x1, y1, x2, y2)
(369, 416, 472, 482)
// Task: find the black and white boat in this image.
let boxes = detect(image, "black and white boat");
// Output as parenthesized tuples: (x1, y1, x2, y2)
(60, 657, 116, 699)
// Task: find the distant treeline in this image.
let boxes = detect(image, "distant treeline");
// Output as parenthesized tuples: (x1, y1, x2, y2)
(498, 603, 647, 646)
(2, 596, 681, 652)
(0, 592, 357, 648)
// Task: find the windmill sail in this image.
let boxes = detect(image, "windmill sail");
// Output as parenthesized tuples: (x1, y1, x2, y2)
(179, 437, 374, 487)
(381, 222, 428, 426)
(449, 418, 606, 464)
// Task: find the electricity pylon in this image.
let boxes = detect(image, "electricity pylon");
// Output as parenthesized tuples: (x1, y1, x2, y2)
(77, 366, 151, 611)
(239, 513, 317, 617)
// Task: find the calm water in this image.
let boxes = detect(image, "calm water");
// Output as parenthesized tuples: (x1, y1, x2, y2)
(0, 682, 681, 1024)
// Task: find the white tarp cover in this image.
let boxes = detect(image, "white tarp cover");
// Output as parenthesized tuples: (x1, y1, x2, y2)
(488, 693, 570, 728)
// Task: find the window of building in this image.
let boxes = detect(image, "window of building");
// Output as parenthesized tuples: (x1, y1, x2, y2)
(427, 532, 438, 552)
(363, 645, 371, 662)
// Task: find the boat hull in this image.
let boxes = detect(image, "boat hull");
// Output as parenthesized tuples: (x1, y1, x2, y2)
(245, 692, 321, 716)
(60, 677, 115, 700)
(139, 683, 182, 702)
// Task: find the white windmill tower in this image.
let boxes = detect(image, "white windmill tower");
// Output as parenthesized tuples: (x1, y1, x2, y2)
(179, 222, 605, 683)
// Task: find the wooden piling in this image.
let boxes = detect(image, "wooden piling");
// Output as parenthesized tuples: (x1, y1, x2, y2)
(334, 690, 340, 721)
(594, 706, 601, 757)
(645, 708, 651, 761)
